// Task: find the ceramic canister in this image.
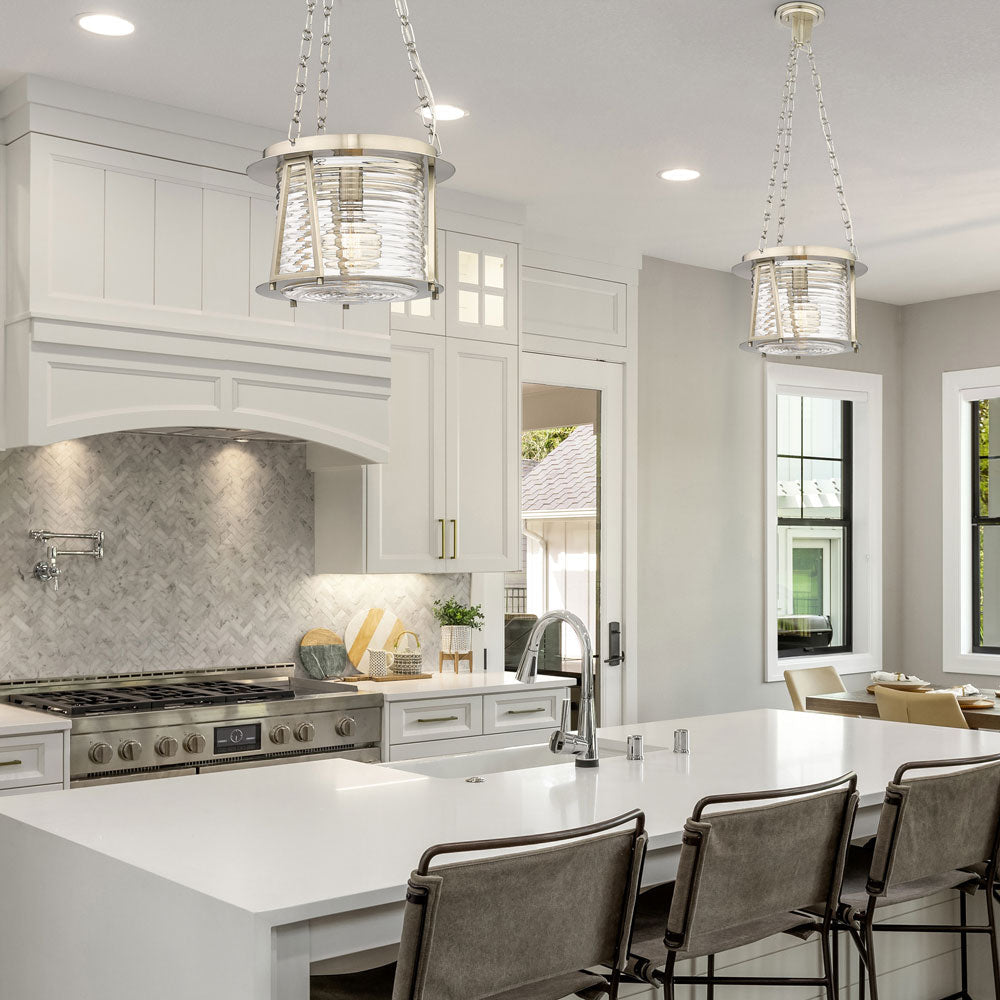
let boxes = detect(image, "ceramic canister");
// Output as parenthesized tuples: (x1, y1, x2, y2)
(368, 649, 395, 678)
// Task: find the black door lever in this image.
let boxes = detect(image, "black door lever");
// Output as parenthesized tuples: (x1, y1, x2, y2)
(603, 622, 624, 666)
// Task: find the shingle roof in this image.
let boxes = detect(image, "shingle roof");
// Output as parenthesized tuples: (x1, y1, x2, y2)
(521, 424, 596, 514)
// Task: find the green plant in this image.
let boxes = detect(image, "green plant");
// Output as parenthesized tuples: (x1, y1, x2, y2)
(521, 426, 575, 462)
(432, 598, 485, 629)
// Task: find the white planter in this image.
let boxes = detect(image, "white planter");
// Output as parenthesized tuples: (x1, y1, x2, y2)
(440, 625, 473, 654)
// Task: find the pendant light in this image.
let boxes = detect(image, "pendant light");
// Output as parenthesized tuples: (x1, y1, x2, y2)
(248, 0, 454, 306)
(733, 3, 865, 357)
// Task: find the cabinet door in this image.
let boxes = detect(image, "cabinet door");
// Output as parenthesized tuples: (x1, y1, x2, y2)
(445, 233, 518, 344)
(390, 231, 447, 336)
(366, 332, 448, 571)
(445, 338, 519, 571)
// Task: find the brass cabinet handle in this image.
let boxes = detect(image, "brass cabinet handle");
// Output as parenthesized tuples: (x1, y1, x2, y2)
(450, 519, 457, 559)
(438, 519, 446, 559)
(0, 759, 23, 767)
(416, 716, 459, 724)
(506, 707, 546, 715)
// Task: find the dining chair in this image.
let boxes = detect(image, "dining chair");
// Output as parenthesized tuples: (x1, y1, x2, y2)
(835, 752, 1000, 1000)
(310, 809, 648, 1000)
(873, 686, 969, 729)
(784, 665, 846, 712)
(624, 772, 858, 999)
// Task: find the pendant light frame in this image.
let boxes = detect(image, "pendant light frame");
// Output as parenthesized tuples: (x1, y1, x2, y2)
(734, 2, 864, 357)
(248, 0, 453, 307)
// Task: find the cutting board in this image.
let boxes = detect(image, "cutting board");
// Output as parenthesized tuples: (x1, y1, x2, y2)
(344, 607, 410, 673)
(299, 628, 360, 679)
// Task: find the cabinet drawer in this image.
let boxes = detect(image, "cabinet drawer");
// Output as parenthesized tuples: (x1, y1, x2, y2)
(0, 732, 64, 792)
(389, 696, 483, 744)
(483, 689, 564, 735)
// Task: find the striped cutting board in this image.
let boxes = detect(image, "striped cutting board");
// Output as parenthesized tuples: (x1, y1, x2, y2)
(344, 607, 410, 672)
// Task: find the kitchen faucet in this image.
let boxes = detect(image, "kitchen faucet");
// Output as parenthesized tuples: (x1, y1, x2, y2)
(515, 609, 598, 767)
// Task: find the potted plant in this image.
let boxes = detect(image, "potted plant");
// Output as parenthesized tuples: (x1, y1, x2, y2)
(432, 598, 485, 655)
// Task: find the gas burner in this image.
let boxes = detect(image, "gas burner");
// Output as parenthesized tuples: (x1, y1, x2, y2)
(9, 679, 295, 717)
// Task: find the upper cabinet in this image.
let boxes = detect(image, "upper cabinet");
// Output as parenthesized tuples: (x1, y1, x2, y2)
(390, 231, 447, 336)
(445, 233, 518, 345)
(521, 267, 627, 349)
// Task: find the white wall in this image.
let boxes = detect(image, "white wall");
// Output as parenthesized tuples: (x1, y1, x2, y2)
(636, 256, 903, 720)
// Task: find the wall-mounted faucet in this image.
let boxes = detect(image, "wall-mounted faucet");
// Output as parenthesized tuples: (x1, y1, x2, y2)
(29, 530, 104, 591)
(516, 609, 599, 768)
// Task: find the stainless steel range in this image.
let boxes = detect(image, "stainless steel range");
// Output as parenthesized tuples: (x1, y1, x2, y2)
(1, 665, 381, 785)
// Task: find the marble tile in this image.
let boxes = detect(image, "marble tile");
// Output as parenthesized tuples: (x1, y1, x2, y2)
(0, 433, 469, 680)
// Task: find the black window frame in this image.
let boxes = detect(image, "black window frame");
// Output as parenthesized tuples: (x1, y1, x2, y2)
(971, 399, 1000, 654)
(777, 398, 853, 658)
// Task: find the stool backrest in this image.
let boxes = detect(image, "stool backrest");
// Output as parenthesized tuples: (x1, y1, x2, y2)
(784, 666, 846, 712)
(392, 810, 647, 1000)
(664, 773, 858, 957)
(867, 754, 1000, 895)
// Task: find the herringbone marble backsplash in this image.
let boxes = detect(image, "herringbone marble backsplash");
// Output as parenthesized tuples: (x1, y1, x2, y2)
(0, 434, 470, 680)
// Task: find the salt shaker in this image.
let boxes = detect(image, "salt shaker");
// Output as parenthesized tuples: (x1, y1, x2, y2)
(673, 728, 690, 754)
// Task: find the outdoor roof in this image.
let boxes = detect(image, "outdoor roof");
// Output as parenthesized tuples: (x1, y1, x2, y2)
(522, 424, 596, 515)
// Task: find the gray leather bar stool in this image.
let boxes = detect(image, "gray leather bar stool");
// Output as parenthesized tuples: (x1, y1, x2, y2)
(624, 772, 858, 999)
(310, 809, 647, 1000)
(834, 752, 1000, 1000)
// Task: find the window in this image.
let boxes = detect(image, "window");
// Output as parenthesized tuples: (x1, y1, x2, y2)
(776, 397, 852, 657)
(972, 399, 1000, 652)
(765, 364, 882, 682)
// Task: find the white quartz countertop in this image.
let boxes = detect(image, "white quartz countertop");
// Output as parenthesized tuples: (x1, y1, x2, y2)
(1, 709, 997, 928)
(0, 702, 70, 735)
(344, 669, 575, 701)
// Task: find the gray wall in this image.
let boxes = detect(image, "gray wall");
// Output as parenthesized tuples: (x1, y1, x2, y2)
(900, 290, 1000, 690)
(636, 256, 903, 720)
(0, 433, 468, 681)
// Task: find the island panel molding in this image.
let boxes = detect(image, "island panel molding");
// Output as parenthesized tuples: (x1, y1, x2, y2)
(0, 432, 469, 680)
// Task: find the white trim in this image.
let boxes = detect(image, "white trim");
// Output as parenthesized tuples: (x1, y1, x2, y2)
(764, 364, 884, 683)
(942, 366, 1000, 675)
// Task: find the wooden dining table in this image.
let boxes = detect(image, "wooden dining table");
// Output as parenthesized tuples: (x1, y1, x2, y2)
(806, 689, 1000, 731)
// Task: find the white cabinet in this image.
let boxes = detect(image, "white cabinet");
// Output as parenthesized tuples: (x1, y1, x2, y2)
(390, 231, 447, 336)
(445, 233, 518, 345)
(482, 689, 562, 735)
(388, 695, 483, 744)
(521, 266, 627, 349)
(0, 731, 67, 795)
(313, 334, 518, 573)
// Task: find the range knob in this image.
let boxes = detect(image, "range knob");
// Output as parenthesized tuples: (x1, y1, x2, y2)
(183, 733, 207, 755)
(295, 722, 316, 743)
(155, 736, 179, 758)
(335, 716, 356, 738)
(89, 742, 114, 765)
(270, 724, 291, 745)
(119, 739, 142, 762)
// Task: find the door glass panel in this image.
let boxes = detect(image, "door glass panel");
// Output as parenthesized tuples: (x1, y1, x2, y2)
(458, 289, 479, 324)
(483, 254, 504, 289)
(458, 250, 479, 285)
(411, 296, 431, 317)
(483, 293, 504, 328)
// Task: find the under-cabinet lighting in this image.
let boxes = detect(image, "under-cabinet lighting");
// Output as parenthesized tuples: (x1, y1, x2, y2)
(76, 13, 135, 36)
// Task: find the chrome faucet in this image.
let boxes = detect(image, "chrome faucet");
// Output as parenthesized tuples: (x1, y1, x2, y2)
(516, 609, 598, 768)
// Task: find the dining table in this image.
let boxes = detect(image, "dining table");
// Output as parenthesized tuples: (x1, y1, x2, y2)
(806, 688, 1000, 731)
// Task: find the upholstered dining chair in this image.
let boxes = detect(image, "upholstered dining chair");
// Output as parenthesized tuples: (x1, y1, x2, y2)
(873, 686, 969, 729)
(624, 772, 858, 999)
(834, 752, 1000, 1000)
(784, 665, 846, 712)
(310, 809, 647, 1000)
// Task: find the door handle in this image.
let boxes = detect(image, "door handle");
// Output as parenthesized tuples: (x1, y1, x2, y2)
(438, 519, 445, 560)
(603, 622, 624, 666)
(450, 519, 457, 559)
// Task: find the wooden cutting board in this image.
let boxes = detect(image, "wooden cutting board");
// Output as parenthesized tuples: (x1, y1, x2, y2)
(299, 628, 361, 679)
(344, 607, 410, 673)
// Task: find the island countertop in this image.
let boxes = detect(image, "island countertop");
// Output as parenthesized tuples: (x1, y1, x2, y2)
(1, 708, 997, 1000)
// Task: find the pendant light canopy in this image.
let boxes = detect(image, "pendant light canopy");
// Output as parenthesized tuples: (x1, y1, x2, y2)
(248, 1, 453, 307)
(733, 3, 864, 357)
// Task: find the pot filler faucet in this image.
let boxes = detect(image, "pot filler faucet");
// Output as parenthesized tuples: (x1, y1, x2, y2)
(515, 609, 598, 768)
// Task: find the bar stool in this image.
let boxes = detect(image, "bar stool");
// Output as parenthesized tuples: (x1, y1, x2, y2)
(311, 809, 647, 1000)
(834, 752, 1000, 1000)
(624, 772, 858, 998)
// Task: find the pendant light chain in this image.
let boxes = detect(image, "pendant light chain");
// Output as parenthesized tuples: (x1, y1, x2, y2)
(806, 43, 857, 256)
(758, 40, 799, 252)
(394, 0, 441, 153)
(288, 0, 316, 144)
(316, 1, 334, 132)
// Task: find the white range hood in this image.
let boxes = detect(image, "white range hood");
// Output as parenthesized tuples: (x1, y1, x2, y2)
(0, 76, 390, 463)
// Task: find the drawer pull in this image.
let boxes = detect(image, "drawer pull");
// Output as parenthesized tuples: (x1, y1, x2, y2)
(0, 759, 23, 767)
(438, 519, 446, 560)
(416, 716, 459, 724)
(506, 708, 546, 715)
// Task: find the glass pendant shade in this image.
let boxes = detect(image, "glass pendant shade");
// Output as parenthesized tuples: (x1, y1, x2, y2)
(248, 134, 454, 305)
(733, 246, 866, 356)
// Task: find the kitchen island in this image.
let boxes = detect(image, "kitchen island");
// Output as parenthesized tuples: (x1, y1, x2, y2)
(0, 709, 997, 1000)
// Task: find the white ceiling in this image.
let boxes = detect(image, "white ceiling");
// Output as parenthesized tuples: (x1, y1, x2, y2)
(1, 0, 998, 305)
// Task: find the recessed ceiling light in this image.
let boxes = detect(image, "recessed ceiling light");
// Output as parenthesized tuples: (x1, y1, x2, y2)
(417, 104, 469, 123)
(75, 13, 135, 36)
(659, 168, 700, 182)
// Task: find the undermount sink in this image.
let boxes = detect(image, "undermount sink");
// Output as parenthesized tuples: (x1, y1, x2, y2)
(385, 740, 634, 780)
